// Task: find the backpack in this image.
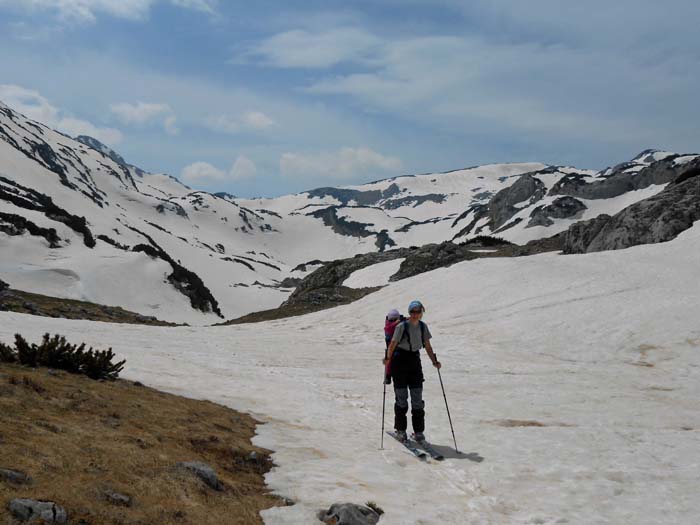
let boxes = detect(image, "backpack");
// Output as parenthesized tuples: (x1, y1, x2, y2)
(398, 320, 426, 351)
(384, 315, 406, 346)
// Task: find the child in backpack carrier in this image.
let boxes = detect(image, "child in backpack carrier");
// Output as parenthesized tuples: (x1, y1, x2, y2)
(384, 309, 405, 384)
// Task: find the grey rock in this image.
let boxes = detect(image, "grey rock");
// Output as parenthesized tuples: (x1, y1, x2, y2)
(489, 174, 546, 229)
(319, 503, 381, 525)
(104, 489, 132, 507)
(0, 468, 32, 485)
(527, 196, 587, 228)
(8, 499, 67, 524)
(550, 153, 695, 200)
(177, 461, 223, 491)
(0, 279, 8, 293)
(564, 164, 700, 253)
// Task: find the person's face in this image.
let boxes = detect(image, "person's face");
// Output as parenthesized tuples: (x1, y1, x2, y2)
(409, 309, 422, 320)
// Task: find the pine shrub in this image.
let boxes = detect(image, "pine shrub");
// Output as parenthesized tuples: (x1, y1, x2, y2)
(1, 333, 125, 380)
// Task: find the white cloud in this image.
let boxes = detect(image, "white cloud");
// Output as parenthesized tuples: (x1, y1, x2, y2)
(0, 0, 217, 23)
(230, 155, 256, 180)
(280, 147, 402, 181)
(205, 110, 276, 134)
(181, 161, 225, 182)
(181, 156, 257, 184)
(110, 101, 178, 135)
(241, 28, 380, 68)
(163, 115, 179, 135)
(110, 101, 171, 124)
(0, 83, 123, 145)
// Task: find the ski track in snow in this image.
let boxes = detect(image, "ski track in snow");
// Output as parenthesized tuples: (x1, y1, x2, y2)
(1, 227, 700, 524)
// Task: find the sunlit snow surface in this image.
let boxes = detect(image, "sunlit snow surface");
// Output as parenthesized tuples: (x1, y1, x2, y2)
(1, 226, 699, 524)
(342, 258, 405, 289)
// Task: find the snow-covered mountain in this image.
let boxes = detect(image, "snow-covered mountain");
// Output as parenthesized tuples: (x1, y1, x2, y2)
(0, 100, 697, 323)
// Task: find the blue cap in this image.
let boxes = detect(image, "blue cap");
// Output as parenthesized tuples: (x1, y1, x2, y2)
(408, 300, 425, 312)
(387, 309, 400, 320)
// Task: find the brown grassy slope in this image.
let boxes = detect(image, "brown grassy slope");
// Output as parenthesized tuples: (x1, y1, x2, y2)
(0, 288, 177, 326)
(0, 363, 283, 524)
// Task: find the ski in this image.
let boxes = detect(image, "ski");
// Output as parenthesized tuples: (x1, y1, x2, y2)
(386, 431, 427, 459)
(412, 439, 444, 461)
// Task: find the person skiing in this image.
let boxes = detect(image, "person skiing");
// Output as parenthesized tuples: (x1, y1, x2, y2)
(383, 300, 441, 443)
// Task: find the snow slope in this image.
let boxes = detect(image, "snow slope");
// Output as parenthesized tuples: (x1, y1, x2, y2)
(2, 224, 698, 524)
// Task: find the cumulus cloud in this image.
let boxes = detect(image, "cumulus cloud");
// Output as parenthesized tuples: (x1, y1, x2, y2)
(280, 147, 402, 180)
(0, 0, 217, 23)
(205, 111, 276, 134)
(240, 28, 380, 68)
(110, 101, 178, 135)
(181, 156, 257, 184)
(0, 83, 123, 145)
(230, 156, 257, 180)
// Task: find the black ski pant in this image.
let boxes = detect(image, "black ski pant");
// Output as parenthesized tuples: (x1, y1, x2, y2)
(391, 350, 425, 433)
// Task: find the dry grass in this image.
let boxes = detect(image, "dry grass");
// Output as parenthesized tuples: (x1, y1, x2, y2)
(0, 363, 284, 524)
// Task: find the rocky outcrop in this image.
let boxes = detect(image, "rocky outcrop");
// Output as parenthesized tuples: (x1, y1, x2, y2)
(452, 173, 547, 238)
(0, 279, 9, 293)
(489, 174, 546, 229)
(0, 212, 61, 248)
(527, 197, 587, 227)
(127, 225, 223, 317)
(0, 176, 95, 247)
(564, 164, 700, 253)
(550, 155, 694, 200)
(305, 184, 401, 206)
(8, 499, 67, 524)
(283, 250, 410, 308)
(319, 503, 381, 525)
(390, 241, 479, 281)
(309, 207, 396, 251)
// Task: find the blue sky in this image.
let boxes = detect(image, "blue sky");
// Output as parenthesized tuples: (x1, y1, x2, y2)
(1, 0, 699, 197)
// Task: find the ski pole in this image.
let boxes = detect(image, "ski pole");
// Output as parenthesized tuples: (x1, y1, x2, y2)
(381, 369, 387, 449)
(436, 357, 459, 453)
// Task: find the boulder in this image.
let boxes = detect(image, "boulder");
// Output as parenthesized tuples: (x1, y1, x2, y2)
(8, 499, 67, 524)
(0, 468, 32, 485)
(319, 503, 381, 525)
(104, 489, 132, 507)
(176, 461, 223, 491)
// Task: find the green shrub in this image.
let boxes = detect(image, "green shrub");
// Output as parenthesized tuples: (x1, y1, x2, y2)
(0, 341, 16, 363)
(1, 333, 125, 380)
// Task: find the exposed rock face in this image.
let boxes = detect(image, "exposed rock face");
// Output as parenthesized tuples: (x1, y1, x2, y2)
(308, 207, 396, 251)
(319, 503, 381, 525)
(564, 164, 700, 253)
(283, 250, 409, 308)
(390, 241, 479, 281)
(527, 197, 587, 227)
(8, 499, 67, 524)
(550, 156, 690, 200)
(489, 174, 546, 229)
(177, 461, 223, 491)
(306, 184, 401, 207)
(0, 279, 8, 293)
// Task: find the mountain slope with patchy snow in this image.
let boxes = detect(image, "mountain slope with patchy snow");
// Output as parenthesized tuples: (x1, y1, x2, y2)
(1, 100, 697, 323)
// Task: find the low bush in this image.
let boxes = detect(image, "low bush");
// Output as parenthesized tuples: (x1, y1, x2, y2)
(0, 333, 125, 380)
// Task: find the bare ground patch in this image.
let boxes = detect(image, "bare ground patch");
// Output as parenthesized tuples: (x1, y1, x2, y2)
(0, 363, 284, 524)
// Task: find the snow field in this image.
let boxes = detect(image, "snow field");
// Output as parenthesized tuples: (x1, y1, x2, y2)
(342, 258, 405, 289)
(2, 225, 699, 523)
